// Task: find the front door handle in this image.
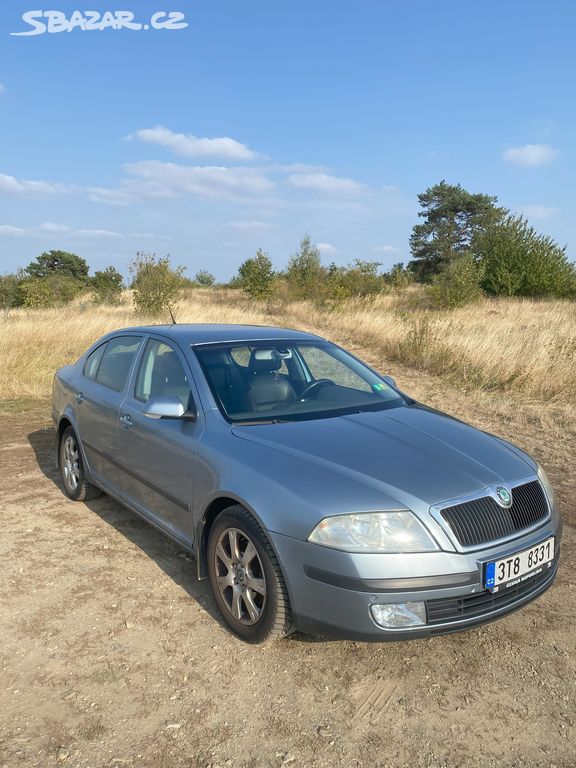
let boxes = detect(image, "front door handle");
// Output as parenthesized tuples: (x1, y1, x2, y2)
(75, 392, 86, 404)
(119, 414, 133, 428)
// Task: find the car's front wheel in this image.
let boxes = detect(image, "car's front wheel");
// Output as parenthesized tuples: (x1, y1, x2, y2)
(207, 505, 293, 643)
(59, 426, 102, 501)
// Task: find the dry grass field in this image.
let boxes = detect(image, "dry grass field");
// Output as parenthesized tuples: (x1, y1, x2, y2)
(1, 287, 575, 403)
(1, 288, 575, 768)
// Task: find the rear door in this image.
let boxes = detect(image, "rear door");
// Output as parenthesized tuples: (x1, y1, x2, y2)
(74, 335, 143, 490)
(115, 336, 204, 545)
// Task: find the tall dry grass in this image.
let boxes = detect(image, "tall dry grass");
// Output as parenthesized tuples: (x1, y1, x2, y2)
(0, 288, 574, 403)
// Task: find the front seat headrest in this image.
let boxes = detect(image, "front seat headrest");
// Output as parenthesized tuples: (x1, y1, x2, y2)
(249, 349, 282, 374)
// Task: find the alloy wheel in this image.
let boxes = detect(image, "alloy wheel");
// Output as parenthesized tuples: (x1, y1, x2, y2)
(214, 527, 267, 624)
(62, 435, 80, 492)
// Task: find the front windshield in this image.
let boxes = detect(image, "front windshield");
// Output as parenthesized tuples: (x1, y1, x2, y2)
(194, 340, 407, 423)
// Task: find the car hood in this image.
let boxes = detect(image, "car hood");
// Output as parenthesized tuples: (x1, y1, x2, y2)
(232, 404, 535, 508)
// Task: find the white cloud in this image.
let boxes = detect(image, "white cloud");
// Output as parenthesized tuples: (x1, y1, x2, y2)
(227, 220, 273, 231)
(130, 126, 257, 161)
(40, 222, 71, 233)
(372, 245, 402, 254)
(316, 242, 337, 255)
(0, 172, 70, 197)
(0, 84, 6, 95)
(75, 228, 122, 239)
(124, 161, 275, 201)
(87, 186, 136, 206)
(287, 172, 368, 196)
(0, 222, 122, 239)
(0, 224, 25, 236)
(268, 162, 329, 174)
(0, 161, 277, 207)
(516, 204, 559, 220)
(502, 144, 559, 167)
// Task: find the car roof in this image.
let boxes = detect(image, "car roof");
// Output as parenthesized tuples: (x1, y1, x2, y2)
(108, 323, 324, 346)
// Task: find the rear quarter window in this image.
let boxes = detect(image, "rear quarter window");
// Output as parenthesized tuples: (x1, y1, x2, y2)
(83, 343, 107, 381)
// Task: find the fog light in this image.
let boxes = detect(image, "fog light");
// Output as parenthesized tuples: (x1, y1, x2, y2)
(370, 601, 427, 629)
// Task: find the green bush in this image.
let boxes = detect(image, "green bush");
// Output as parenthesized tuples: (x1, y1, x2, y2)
(91, 266, 124, 305)
(237, 249, 275, 300)
(431, 253, 484, 308)
(130, 252, 185, 317)
(20, 274, 84, 308)
(194, 270, 216, 286)
(0, 273, 25, 309)
(476, 215, 575, 298)
(385, 263, 413, 291)
(326, 260, 384, 301)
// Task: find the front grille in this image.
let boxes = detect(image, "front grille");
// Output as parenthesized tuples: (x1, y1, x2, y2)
(427, 562, 557, 626)
(440, 480, 548, 547)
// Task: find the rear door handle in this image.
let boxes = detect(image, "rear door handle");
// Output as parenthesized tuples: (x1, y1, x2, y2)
(75, 392, 86, 404)
(119, 414, 133, 428)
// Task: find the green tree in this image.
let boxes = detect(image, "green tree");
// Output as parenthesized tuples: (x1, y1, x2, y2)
(194, 270, 216, 286)
(476, 215, 575, 298)
(237, 249, 275, 299)
(130, 253, 185, 316)
(431, 254, 484, 308)
(409, 181, 506, 281)
(286, 234, 325, 299)
(91, 266, 124, 305)
(25, 250, 89, 283)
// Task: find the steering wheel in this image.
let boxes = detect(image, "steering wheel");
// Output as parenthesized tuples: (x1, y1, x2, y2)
(299, 378, 335, 401)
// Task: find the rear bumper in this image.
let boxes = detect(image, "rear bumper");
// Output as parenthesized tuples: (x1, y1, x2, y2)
(270, 520, 562, 641)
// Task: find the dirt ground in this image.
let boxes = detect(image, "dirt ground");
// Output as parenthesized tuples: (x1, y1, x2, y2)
(1, 360, 575, 768)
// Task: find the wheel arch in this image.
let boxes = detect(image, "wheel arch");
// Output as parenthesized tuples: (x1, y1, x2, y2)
(195, 494, 279, 582)
(55, 414, 92, 483)
(55, 415, 74, 468)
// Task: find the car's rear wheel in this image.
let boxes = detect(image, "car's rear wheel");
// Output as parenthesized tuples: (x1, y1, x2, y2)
(59, 426, 102, 501)
(207, 505, 293, 643)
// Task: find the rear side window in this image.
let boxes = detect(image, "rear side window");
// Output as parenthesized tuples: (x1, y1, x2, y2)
(83, 343, 106, 381)
(94, 336, 141, 392)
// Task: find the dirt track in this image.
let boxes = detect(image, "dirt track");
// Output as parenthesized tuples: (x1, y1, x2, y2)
(0, 390, 575, 768)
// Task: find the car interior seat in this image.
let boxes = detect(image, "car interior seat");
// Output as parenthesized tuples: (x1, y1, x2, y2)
(247, 350, 297, 412)
(201, 350, 251, 415)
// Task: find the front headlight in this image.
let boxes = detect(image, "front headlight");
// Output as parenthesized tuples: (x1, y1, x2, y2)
(537, 464, 555, 507)
(308, 511, 439, 553)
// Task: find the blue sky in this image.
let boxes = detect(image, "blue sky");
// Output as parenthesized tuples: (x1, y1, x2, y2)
(0, 1, 574, 280)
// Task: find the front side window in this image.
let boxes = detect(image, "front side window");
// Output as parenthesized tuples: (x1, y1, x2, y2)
(134, 339, 192, 409)
(195, 340, 406, 423)
(95, 336, 141, 392)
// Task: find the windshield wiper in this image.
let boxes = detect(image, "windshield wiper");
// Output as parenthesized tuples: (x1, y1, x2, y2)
(232, 418, 287, 426)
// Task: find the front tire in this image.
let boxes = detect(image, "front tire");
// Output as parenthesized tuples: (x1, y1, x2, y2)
(59, 426, 102, 501)
(207, 505, 293, 643)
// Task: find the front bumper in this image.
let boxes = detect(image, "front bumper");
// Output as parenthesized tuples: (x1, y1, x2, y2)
(270, 519, 562, 641)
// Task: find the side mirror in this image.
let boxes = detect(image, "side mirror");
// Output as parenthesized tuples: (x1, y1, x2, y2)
(144, 395, 196, 421)
(382, 375, 397, 389)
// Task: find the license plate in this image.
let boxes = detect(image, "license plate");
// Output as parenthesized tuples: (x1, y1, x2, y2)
(484, 536, 555, 591)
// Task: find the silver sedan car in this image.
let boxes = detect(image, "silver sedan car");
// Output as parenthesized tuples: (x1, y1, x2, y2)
(52, 324, 561, 642)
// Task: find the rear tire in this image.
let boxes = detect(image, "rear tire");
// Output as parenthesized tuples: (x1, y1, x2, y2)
(59, 426, 102, 501)
(207, 504, 293, 643)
